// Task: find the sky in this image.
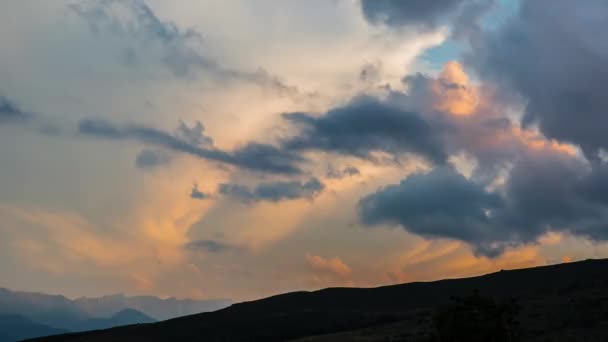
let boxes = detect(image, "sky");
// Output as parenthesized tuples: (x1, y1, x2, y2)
(2, 0, 608, 301)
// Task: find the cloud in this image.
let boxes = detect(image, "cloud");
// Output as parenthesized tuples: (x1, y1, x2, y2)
(392, 61, 578, 182)
(306, 254, 352, 278)
(282, 96, 447, 164)
(470, 0, 608, 159)
(135, 149, 171, 169)
(0, 96, 30, 123)
(78, 118, 304, 174)
(359, 150, 608, 257)
(190, 184, 210, 200)
(69, 0, 210, 77)
(359, 166, 504, 255)
(326, 166, 360, 179)
(219, 178, 324, 203)
(69, 0, 297, 92)
(360, 0, 467, 29)
(184, 239, 237, 253)
(175, 121, 213, 147)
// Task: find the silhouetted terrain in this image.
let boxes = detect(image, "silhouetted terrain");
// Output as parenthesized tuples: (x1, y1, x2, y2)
(29, 259, 608, 341)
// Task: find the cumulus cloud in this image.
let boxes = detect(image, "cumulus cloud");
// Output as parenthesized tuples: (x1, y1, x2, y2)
(282, 96, 447, 164)
(392, 61, 578, 182)
(470, 0, 608, 159)
(78, 118, 304, 174)
(359, 167, 504, 255)
(219, 178, 324, 203)
(306, 254, 352, 278)
(359, 150, 608, 257)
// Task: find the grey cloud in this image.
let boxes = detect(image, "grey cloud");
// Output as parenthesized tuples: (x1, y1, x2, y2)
(470, 0, 608, 158)
(494, 154, 608, 243)
(135, 149, 171, 169)
(219, 177, 324, 203)
(190, 184, 210, 200)
(326, 166, 360, 179)
(0, 96, 30, 123)
(359, 167, 504, 255)
(78, 118, 304, 174)
(69, 0, 215, 78)
(359, 152, 608, 257)
(175, 121, 213, 147)
(282, 96, 447, 164)
(184, 239, 238, 253)
(360, 0, 495, 46)
(360, 0, 466, 29)
(69, 0, 297, 93)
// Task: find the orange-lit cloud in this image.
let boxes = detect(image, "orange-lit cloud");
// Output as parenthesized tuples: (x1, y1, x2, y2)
(432, 61, 479, 116)
(306, 254, 352, 278)
(511, 126, 578, 156)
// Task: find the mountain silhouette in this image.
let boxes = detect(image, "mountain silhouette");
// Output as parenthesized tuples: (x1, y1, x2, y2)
(0, 287, 232, 340)
(26, 258, 608, 341)
(0, 314, 66, 342)
(72, 294, 231, 321)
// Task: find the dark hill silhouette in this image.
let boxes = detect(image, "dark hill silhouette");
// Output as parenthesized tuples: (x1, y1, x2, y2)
(28, 259, 608, 341)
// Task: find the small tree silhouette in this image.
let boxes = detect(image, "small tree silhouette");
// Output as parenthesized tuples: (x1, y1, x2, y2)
(432, 290, 520, 342)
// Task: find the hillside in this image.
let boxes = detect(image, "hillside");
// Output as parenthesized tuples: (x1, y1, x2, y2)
(28, 259, 608, 341)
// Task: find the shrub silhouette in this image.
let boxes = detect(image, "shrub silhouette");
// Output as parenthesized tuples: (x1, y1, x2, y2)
(432, 290, 520, 342)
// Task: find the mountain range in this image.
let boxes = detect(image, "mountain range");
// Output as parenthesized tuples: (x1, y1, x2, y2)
(0, 315, 66, 342)
(27, 258, 608, 342)
(0, 288, 231, 341)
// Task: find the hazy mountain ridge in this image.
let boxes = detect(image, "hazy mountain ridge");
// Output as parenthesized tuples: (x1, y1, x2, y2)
(73, 294, 232, 321)
(0, 288, 231, 341)
(0, 314, 66, 342)
(28, 259, 608, 342)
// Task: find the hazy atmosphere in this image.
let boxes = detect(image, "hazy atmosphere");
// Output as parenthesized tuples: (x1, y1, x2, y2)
(2, 0, 608, 305)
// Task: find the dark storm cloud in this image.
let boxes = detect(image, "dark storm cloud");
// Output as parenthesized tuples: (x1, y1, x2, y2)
(470, 0, 608, 159)
(359, 151, 608, 257)
(0, 96, 30, 123)
(219, 177, 324, 203)
(359, 167, 504, 254)
(190, 184, 210, 200)
(78, 118, 304, 174)
(184, 239, 238, 253)
(69, 0, 297, 93)
(282, 96, 447, 164)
